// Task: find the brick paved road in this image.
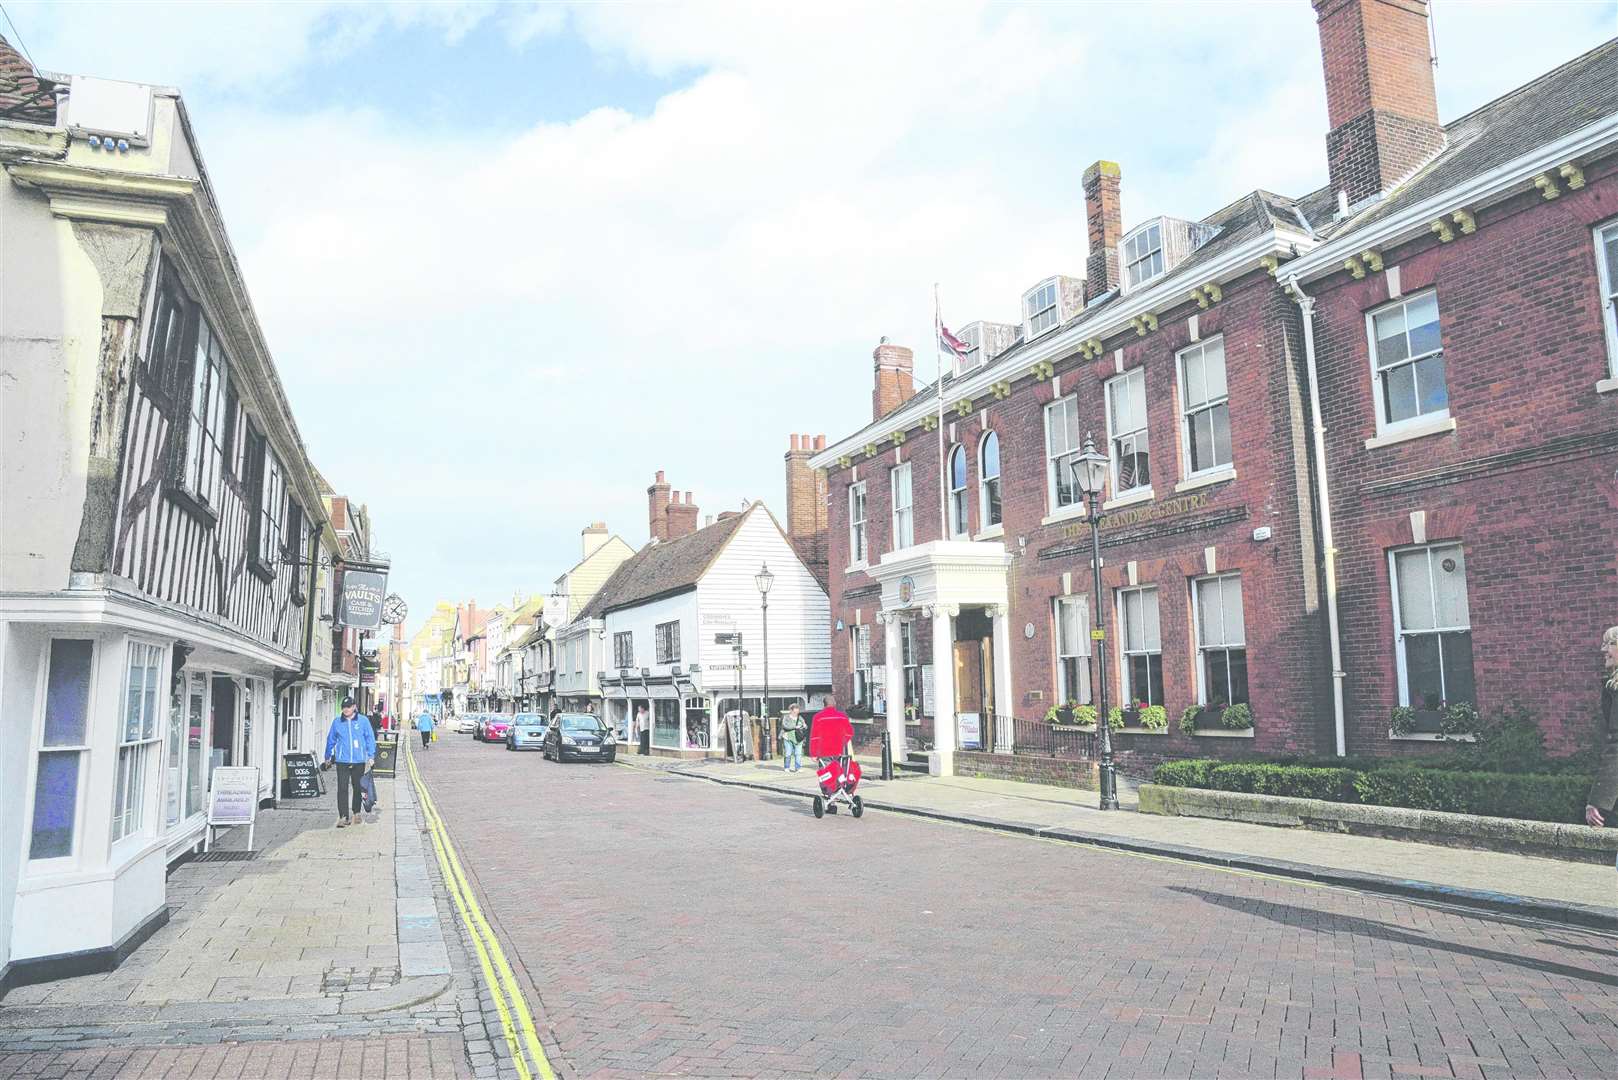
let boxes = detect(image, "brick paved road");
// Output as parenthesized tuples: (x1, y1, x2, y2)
(419, 735, 1618, 1079)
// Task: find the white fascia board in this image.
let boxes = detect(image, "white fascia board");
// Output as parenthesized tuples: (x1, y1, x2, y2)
(1286, 111, 1618, 282)
(809, 230, 1308, 469)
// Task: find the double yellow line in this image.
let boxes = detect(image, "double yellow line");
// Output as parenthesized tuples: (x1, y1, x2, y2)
(404, 741, 555, 1080)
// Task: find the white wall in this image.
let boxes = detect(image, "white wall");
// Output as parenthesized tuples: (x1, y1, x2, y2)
(0, 177, 104, 591)
(696, 507, 831, 691)
(600, 591, 700, 681)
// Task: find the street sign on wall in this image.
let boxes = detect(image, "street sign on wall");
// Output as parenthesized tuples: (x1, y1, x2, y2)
(340, 570, 388, 629)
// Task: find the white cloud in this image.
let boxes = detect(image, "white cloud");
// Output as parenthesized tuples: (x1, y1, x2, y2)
(10, 0, 1614, 626)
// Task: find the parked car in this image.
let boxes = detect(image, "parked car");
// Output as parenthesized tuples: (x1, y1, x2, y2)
(454, 714, 478, 735)
(482, 715, 513, 743)
(505, 713, 548, 751)
(543, 713, 616, 763)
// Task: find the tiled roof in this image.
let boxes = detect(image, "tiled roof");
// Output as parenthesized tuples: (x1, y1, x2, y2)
(0, 36, 56, 126)
(1324, 38, 1618, 239)
(576, 508, 752, 621)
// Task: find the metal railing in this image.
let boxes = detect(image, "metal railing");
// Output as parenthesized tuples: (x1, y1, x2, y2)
(979, 714, 1097, 759)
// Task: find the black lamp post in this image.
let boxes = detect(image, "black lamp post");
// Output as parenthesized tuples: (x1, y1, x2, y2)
(1072, 434, 1119, 811)
(755, 562, 775, 758)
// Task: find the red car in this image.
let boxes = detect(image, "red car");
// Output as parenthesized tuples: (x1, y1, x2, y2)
(481, 715, 512, 742)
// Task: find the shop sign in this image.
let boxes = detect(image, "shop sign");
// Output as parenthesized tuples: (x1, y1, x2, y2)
(958, 712, 982, 750)
(339, 570, 388, 629)
(1062, 491, 1215, 539)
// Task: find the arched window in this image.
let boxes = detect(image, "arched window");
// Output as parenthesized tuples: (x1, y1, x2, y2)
(980, 431, 1001, 529)
(948, 445, 968, 537)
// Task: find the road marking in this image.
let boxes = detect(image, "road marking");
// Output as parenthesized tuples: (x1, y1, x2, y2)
(405, 741, 556, 1080)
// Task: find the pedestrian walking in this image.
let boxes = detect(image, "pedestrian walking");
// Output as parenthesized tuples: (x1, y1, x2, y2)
(1582, 627, 1618, 888)
(635, 705, 650, 755)
(780, 702, 805, 773)
(368, 705, 384, 740)
(323, 695, 376, 828)
(416, 710, 435, 749)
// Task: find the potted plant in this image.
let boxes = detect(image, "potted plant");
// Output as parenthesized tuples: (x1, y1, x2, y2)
(1439, 701, 1480, 739)
(1138, 704, 1168, 731)
(1103, 706, 1128, 731)
(1220, 702, 1253, 731)
(1179, 704, 1202, 735)
(1073, 704, 1097, 729)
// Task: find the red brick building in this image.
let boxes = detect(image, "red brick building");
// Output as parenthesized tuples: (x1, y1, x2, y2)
(809, 0, 1618, 773)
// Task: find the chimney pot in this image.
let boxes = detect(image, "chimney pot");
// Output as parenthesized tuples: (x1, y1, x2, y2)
(872, 341, 915, 421)
(814, 434, 825, 450)
(791, 433, 800, 451)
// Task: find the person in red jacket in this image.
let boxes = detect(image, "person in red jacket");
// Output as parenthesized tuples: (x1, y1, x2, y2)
(808, 696, 854, 760)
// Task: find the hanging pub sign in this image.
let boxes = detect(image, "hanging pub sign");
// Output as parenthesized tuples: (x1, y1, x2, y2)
(339, 569, 388, 629)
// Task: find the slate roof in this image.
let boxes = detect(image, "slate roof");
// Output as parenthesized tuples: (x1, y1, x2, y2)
(1323, 38, 1618, 238)
(574, 507, 752, 621)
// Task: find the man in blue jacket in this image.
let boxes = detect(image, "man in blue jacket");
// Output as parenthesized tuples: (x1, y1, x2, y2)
(324, 695, 376, 828)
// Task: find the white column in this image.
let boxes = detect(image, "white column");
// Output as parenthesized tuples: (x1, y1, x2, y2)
(991, 605, 1014, 752)
(929, 604, 957, 777)
(881, 614, 906, 759)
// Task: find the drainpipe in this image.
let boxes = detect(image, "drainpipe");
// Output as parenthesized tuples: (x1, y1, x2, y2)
(1286, 274, 1347, 758)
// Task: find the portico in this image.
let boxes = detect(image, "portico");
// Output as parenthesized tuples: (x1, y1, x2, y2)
(872, 541, 1013, 776)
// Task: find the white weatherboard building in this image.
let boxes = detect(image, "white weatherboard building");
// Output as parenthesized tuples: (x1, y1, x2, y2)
(589, 504, 831, 754)
(0, 64, 329, 990)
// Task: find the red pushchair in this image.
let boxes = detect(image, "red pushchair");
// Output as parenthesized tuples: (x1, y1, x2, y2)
(807, 707, 864, 819)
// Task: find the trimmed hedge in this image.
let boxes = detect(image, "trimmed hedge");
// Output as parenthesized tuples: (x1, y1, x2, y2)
(1152, 759, 1592, 824)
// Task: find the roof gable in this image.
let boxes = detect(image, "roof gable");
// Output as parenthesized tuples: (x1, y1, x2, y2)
(577, 507, 754, 620)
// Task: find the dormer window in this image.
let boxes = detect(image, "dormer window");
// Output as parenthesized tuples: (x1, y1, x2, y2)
(1123, 222, 1164, 290)
(958, 325, 981, 375)
(1024, 281, 1060, 337)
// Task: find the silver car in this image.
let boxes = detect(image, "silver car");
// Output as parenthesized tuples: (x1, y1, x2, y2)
(506, 713, 548, 751)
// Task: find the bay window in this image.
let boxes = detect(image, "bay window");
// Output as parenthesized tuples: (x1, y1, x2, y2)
(30, 639, 94, 861)
(113, 641, 164, 843)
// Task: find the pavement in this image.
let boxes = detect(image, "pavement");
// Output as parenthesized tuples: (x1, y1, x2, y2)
(413, 735, 1618, 1079)
(635, 754, 1618, 925)
(0, 753, 504, 1079)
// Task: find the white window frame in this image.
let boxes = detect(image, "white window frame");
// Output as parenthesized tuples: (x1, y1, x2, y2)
(1389, 542, 1474, 710)
(182, 321, 230, 510)
(1191, 574, 1247, 706)
(947, 444, 968, 538)
(978, 430, 1001, 530)
(1044, 396, 1082, 512)
(281, 687, 302, 754)
(113, 639, 166, 844)
(1053, 596, 1091, 705)
(1105, 367, 1151, 498)
(257, 441, 285, 566)
(1123, 221, 1164, 291)
(1595, 219, 1618, 382)
(847, 481, 868, 566)
(890, 463, 913, 550)
(1366, 289, 1448, 437)
(1024, 280, 1060, 338)
(1176, 337, 1232, 478)
(27, 638, 97, 867)
(850, 625, 873, 711)
(956, 324, 982, 376)
(899, 620, 923, 717)
(1116, 586, 1162, 707)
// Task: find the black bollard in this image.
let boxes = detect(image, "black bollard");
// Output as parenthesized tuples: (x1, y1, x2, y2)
(880, 730, 893, 781)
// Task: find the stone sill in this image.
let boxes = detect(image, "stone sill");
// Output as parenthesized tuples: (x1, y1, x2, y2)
(1174, 468, 1236, 494)
(1596, 377, 1618, 396)
(1039, 504, 1088, 528)
(1138, 783, 1618, 863)
(1364, 414, 1455, 450)
(1189, 727, 1255, 738)
(1103, 487, 1155, 512)
(1116, 726, 1168, 736)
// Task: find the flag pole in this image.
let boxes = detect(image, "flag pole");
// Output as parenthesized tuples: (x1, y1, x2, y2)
(933, 284, 948, 541)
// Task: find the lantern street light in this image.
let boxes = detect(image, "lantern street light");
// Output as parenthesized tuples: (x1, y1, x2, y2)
(755, 562, 775, 758)
(1072, 434, 1120, 811)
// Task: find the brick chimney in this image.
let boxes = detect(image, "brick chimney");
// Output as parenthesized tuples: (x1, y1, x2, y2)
(1083, 160, 1121, 302)
(1314, 0, 1444, 207)
(581, 521, 609, 559)
(0, 35, 56, 125)
(646, 470, 671, 542)
(666, 492, 700, 539)
(785, 433, 829, 538)
(872, 340, 914, 421)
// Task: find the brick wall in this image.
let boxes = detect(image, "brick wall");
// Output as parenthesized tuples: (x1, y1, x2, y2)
(955, 751, 1098, 791)
(1312, 164, 1618, 757)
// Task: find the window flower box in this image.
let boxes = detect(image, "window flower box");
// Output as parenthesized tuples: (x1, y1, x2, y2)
(1110, 702, 1167, 733)
(1180, 702, 1254, 737)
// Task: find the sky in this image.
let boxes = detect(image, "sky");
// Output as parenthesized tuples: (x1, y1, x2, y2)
(8, 0, 1615, 639)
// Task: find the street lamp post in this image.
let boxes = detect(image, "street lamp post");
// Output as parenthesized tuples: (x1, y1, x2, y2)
(755, 562, 775, 760)
(1072, 434, 1120, 811)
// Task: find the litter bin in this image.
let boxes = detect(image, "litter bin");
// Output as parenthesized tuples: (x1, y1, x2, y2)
(373, 734, 397, 778)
